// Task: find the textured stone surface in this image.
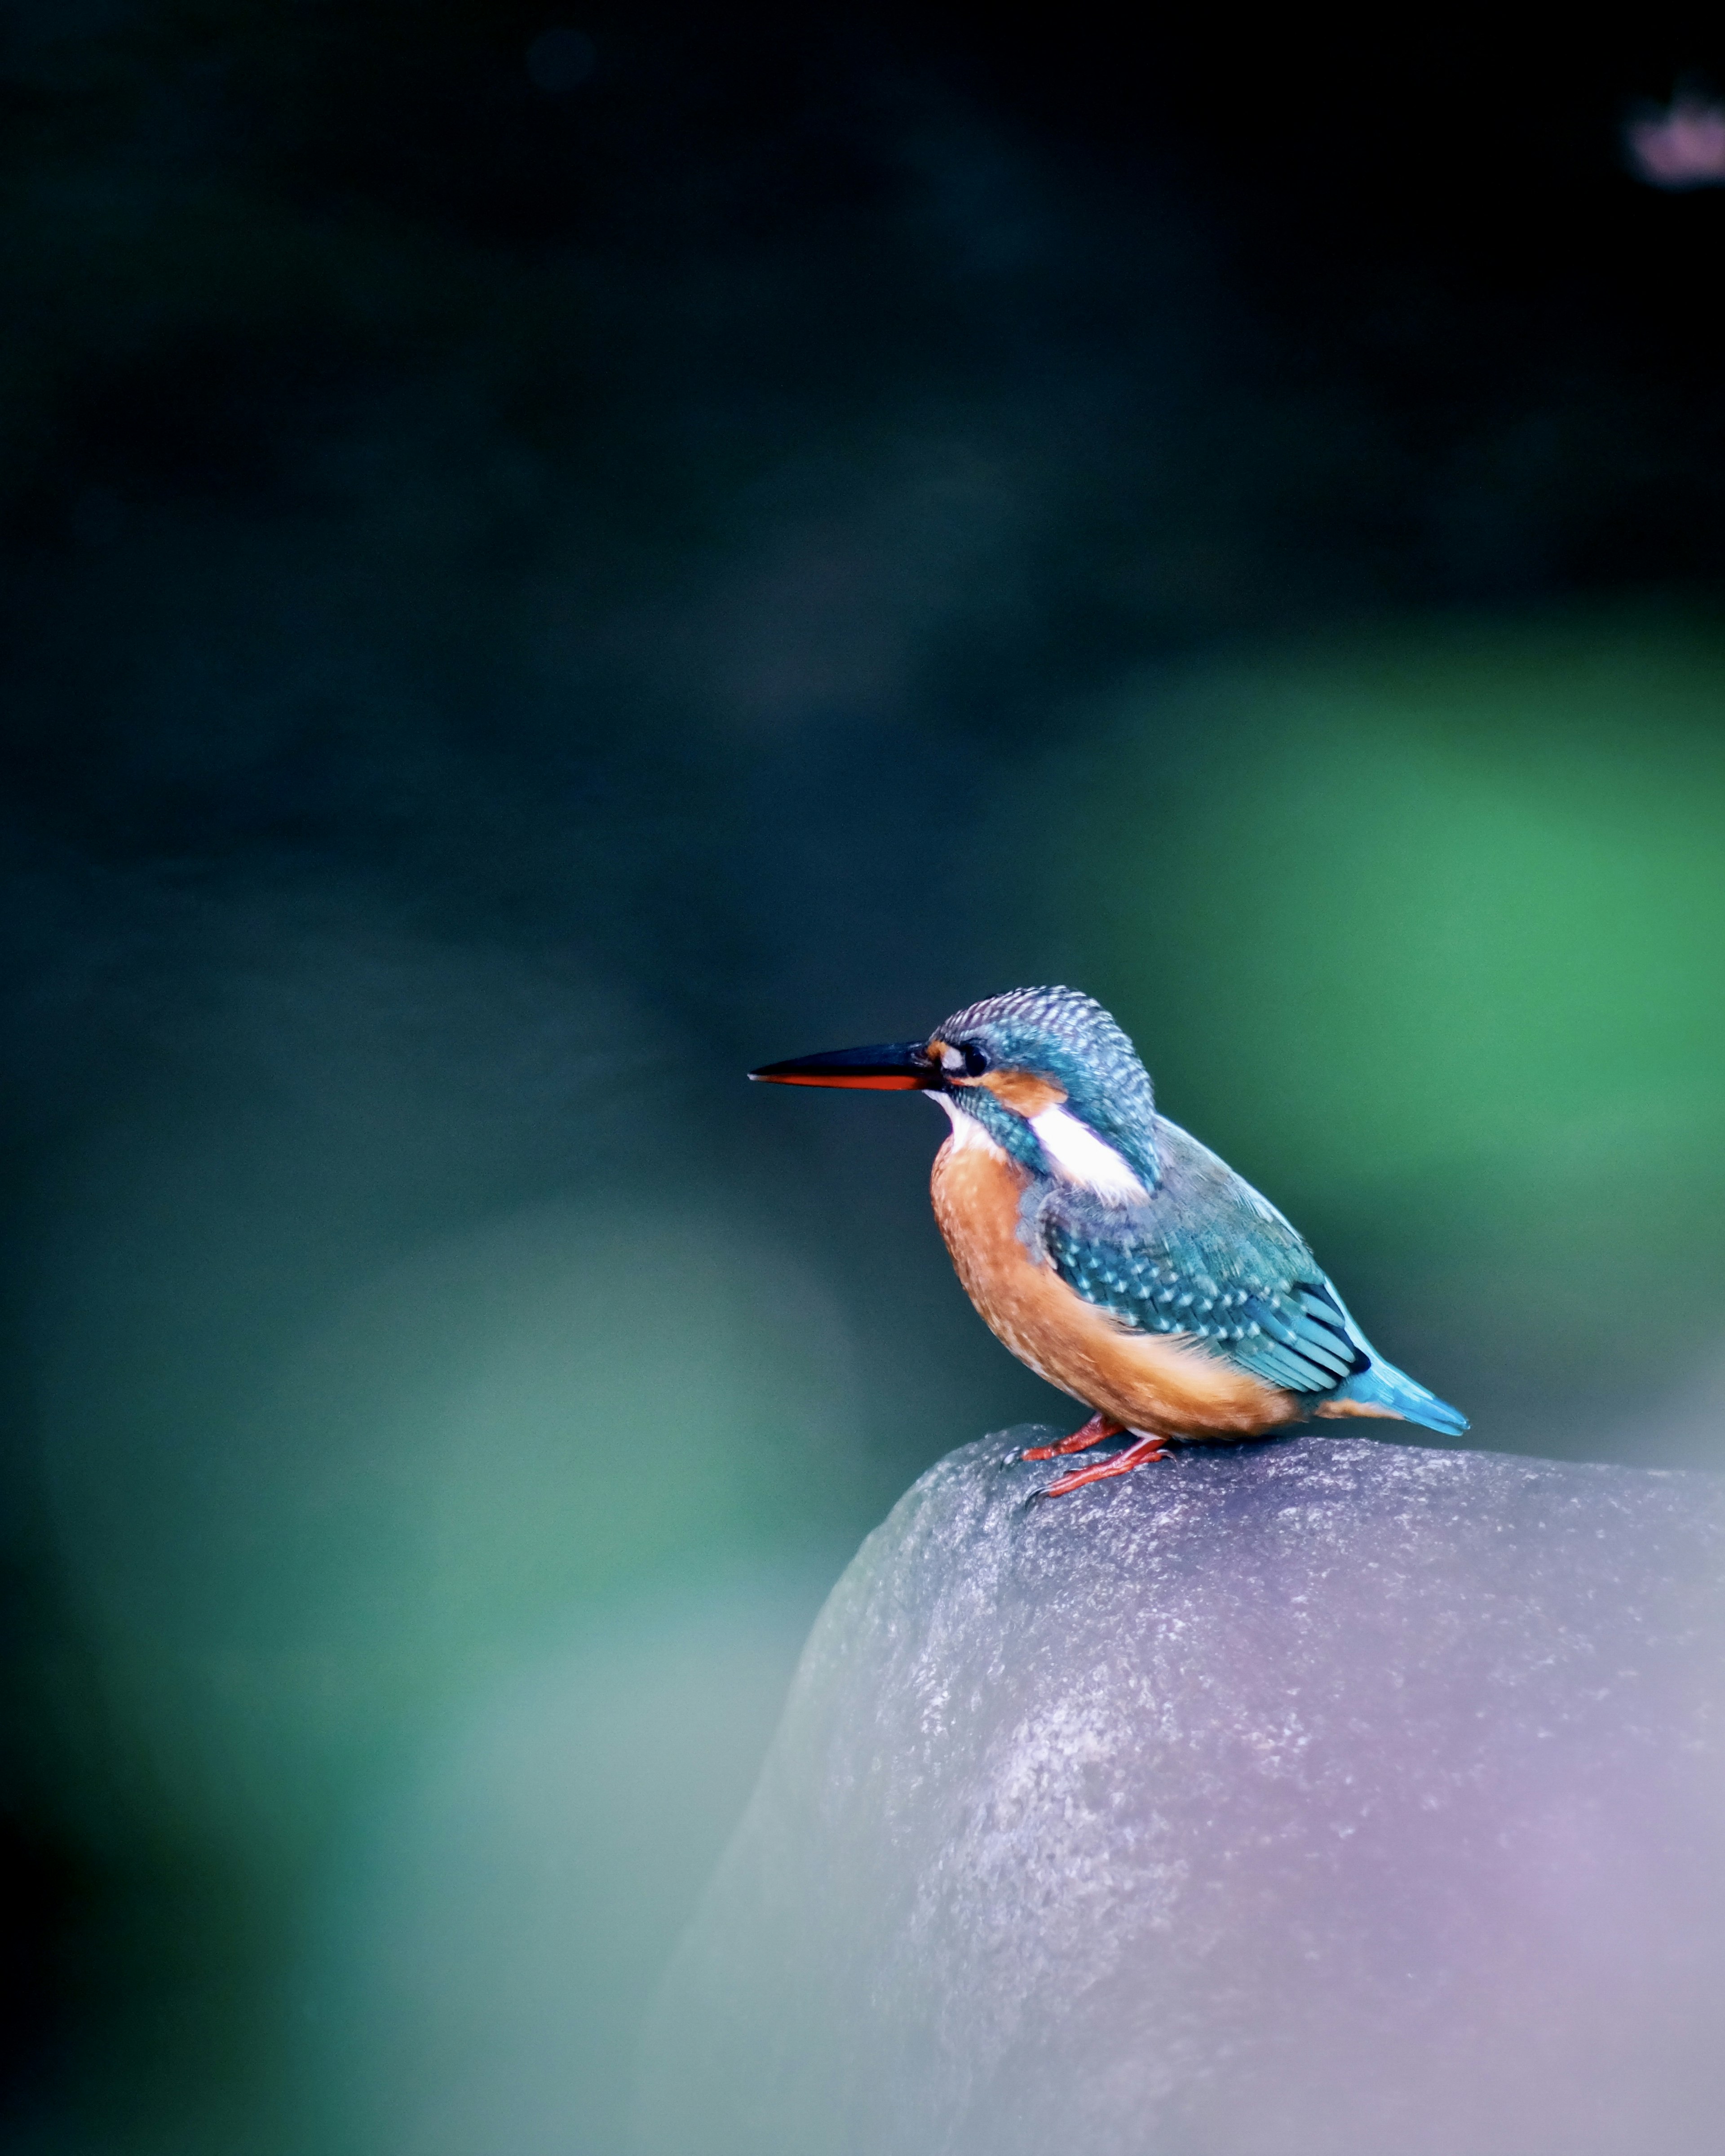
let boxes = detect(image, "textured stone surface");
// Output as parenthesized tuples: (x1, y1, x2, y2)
(638, 1430, 1725, 2156)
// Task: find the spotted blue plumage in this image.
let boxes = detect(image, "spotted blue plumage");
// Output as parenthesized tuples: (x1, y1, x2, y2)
(935, 987, 1468, 1432)
(938, 985, 1160, 1188)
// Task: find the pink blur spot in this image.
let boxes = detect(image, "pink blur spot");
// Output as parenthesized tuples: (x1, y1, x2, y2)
(1627, 96, 1725, 190)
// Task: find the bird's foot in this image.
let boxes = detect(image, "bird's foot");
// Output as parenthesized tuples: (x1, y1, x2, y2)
(1037, 1432, 1170, 1499)
(1020, 1412, 1127, 1462)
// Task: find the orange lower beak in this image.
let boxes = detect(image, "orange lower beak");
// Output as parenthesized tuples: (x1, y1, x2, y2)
(748, 1039, 941, 1091)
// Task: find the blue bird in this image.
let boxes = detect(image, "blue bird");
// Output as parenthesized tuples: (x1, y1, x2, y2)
(752, 986, 1467, 1497)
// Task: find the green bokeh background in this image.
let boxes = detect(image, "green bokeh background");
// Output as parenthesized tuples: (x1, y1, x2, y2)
(5, 8, 1725, 2155)
(1000, 610, 1725, 1459)
(19, 611, 1725, 2156)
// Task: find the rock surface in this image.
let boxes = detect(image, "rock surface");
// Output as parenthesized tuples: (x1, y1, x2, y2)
(637, 1430, 1725, 2156)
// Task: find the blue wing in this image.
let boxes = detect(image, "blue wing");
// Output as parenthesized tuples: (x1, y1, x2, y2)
(1030, 1115, 1369, 1399)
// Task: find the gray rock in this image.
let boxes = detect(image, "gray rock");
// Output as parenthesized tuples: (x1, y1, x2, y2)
(637, 1430, 1725, 2156)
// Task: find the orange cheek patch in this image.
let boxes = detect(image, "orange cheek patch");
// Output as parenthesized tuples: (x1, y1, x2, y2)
(981, 1068, 1068, 1117)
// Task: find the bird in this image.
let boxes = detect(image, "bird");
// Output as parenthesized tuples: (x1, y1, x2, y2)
(751, 985, 1466, 1498)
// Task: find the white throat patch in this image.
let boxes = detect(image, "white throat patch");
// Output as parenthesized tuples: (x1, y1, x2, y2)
(928, 1091, 1008, 1158)
(1027, 1103, 1150, 1204)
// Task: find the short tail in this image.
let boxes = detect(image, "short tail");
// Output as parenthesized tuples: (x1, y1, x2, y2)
(1321, 1359, 1469, 1436)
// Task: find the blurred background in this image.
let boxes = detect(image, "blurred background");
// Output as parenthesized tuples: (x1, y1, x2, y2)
(4, 5, 1725, 2151)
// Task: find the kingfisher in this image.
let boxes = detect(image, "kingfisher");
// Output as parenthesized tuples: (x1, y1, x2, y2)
(751, 986, 1466, 1498)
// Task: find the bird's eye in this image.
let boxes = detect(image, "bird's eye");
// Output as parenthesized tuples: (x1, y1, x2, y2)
(959, 1043, 991, 1078)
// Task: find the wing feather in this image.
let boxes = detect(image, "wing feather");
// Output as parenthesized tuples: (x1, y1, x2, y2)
(1029, 1115, 1368, 1399)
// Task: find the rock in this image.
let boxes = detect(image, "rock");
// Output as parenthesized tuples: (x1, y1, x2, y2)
(637, 1430, 1725, 2156)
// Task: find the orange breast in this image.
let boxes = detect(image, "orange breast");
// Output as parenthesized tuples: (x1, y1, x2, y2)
(929, 1132, 1299, 1439)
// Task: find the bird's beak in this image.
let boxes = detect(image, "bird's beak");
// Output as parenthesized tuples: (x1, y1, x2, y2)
(748, 1038, 942, 1091)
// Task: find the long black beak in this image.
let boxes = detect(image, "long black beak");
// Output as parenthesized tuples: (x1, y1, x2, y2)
(749, 1038, 942, 1091)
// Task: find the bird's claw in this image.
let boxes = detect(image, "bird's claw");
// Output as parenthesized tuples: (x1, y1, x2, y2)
(1033, 1433, 1173, 1500)
(1019, 1412, 1131, 1467)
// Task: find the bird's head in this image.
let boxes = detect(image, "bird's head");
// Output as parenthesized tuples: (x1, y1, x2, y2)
(751, 985, 1159, 1204)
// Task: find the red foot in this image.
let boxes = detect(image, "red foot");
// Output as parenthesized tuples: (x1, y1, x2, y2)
(1039, 1433, 1170, 1498)
(1021, 1412, 1127, 1462)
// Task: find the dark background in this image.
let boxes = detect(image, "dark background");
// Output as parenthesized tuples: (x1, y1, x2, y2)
(6, 7, 1725, 2152)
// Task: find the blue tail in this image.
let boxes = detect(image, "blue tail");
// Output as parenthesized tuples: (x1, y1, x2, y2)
(1325, 1359, 1469, 1436)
